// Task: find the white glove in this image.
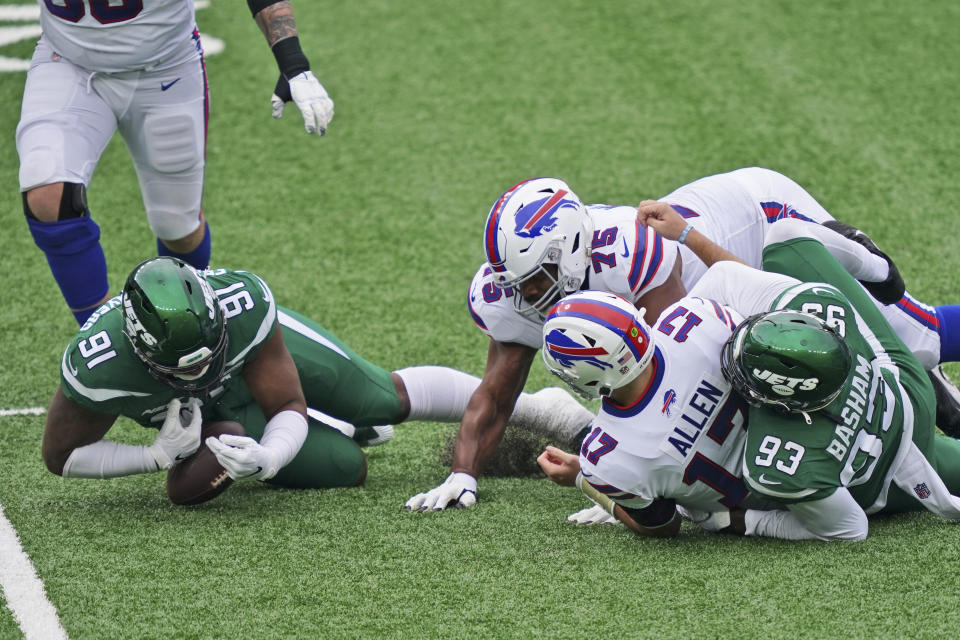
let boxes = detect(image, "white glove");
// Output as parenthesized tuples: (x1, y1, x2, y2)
(271, 70, 334, 136)
(404, 472, 477, 511)
(148, 398, 202, 470)
(205, 434, 281, 481)
(677, 506, 731, 532)
(567, 503, 619, 525)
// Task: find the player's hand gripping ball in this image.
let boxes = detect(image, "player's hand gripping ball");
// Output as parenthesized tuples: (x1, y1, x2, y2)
(167, 421, 245, 505)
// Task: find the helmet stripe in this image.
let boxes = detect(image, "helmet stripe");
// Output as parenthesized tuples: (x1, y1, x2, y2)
(547, 298, 651, 363)
(521, 189, 567, 232)
(484, 178, 531, 266)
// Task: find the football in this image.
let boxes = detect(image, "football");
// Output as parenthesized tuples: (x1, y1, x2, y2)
(166, 421, 245, 505)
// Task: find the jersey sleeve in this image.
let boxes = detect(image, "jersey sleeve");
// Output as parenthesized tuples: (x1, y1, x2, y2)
(466, 264, 542, 348)
(59, 300, 175, 425)
(211, 270, 279, 369)
(585, 206, 679, 303)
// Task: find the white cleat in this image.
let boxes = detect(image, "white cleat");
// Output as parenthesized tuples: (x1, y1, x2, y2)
(524, 386, 596, 445)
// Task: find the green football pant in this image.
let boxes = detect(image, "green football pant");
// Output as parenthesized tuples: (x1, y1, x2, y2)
(209, 306, 403, 488)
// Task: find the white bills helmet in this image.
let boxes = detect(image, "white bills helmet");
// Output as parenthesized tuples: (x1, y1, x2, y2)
(541, 291, 655, 399)
(483, 178, 593, 318)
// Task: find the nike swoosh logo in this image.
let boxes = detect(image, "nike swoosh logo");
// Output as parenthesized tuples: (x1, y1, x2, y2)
(161, 78, 181, 91)
(757, 473, 781, 485)
(620, 238, 629, 258)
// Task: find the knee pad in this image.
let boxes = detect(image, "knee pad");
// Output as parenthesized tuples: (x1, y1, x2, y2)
(27, 213, 109, 312)
(23, 182, 88, 221)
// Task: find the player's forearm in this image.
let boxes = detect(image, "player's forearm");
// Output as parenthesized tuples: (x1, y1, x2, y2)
(60, 440, 158, 478)
(259, 409, 308, 471)
(450, 406, 509, 477)
(249, 0, 298, 46)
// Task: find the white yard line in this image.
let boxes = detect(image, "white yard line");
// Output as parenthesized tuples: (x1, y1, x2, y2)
(0, 408, 46, 418)
(0, 502, 68, 640)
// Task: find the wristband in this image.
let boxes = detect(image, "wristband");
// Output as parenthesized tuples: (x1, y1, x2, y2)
(271, 36, 311, 79)
(677, 224, 693, 245)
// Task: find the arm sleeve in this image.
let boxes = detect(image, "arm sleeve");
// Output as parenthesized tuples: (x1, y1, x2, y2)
(62, 440, 157, 478)
(688, 261, 801, 318)
(743, 489, 868, 541)
(259, 409, 308, 470)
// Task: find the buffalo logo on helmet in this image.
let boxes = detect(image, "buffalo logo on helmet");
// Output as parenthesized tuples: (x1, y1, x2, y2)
(544, 328, 613, 371)
(513, 190, 578, 239)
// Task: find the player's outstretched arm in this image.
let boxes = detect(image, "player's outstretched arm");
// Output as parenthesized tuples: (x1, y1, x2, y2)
(248, 0, 334, 136)
(44, 392, 202, 478)
(405, 339, 536, 511)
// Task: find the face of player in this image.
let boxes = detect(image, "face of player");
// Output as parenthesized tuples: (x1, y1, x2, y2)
(518, 263, 561, 309)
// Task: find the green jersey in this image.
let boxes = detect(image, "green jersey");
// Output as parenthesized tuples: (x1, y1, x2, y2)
(743, 238, 936, 513)
(60, 268, 276, 428)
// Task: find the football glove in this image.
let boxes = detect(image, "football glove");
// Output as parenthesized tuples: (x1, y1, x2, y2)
(148, 398, 202, 470)
(677, 506, 732, 532)
(205, 434, 281, 481)
(271, 71, 334, 136)
(404, 472, 477, 511)
(567, 503, 619, 526)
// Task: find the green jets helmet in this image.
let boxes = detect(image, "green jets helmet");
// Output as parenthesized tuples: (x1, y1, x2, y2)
(121, 257, 228, 391)
(721, 309, 852, 415)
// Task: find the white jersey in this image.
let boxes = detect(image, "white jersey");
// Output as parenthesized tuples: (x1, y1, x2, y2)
(577, 296, 751, 514)
(468, 167, 835, 349)
(40, 0, 198, 72)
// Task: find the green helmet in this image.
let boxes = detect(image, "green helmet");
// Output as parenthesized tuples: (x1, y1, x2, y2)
(121, 257, 228, 391)
(721, 310, 851, 414)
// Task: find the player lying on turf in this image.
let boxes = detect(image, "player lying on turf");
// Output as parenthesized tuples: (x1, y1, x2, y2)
(538, 215, 960, 540)
(409, 167, 960, 512)
(42, 257, 592, 504)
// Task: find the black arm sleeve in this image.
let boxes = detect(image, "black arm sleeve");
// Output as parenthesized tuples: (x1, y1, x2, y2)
(621, 498, 677, 529)
(247, 0, 285, 17)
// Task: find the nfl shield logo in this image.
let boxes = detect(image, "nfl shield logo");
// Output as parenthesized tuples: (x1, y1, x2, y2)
(914, 483, 931, 500)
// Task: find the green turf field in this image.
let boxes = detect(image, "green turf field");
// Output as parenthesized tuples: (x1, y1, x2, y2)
(2, 1, 960, 638)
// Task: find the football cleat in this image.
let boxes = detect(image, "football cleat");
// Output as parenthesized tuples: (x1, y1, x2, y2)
(928, 366, 960, 438)
(352, 425, 394, 448)
(523, 386, 596, 446)
(822, 220, 905, 304)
